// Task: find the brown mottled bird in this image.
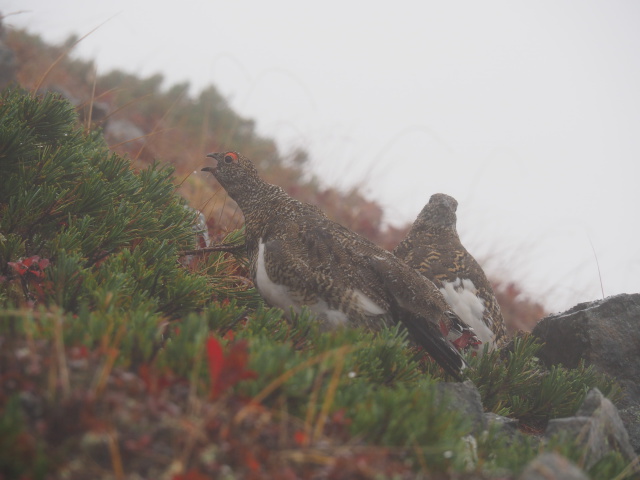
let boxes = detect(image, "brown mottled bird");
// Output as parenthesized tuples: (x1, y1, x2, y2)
(202, 152, 480, 379)
(393, 193, 507, 351)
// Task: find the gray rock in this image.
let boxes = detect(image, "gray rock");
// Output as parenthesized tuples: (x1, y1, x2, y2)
(39, 84, 80, 106)
(533, 293, 640, 453)
(485, 412, 519, 436)
(191, 207, 210, 248)
(619, 404, 640, 462)
(545, 388, 637, 469)
(79, 100, 110, 125)
(577, 389, 637, 462)
(518, 452, 588, 480)
(436, 380, 486, 435)
(533, 293, 640, 380)
(104, 118, 146, 147)
(484, 412, 535, 454)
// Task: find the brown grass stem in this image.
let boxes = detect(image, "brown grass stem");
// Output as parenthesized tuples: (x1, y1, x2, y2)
(312, 346, 348, 442)
(179, 242, 245, 257)
(234, 345, 357, 425)
(33, 17, 114, 93)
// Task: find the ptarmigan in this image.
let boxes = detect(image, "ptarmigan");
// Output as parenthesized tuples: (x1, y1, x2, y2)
(393, 193, 507, 351)
(202, 152, 481, 379)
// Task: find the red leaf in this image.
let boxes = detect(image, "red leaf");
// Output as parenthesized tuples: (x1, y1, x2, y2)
(69, 345, 90, 360)
(212, 340, 257, 398)
(138, 364, 153, 391)
(294, 430, 308, 446)
(206, 337, 257, 399)
(244, 450, 261, 472)
(21, 256, 37, 268)
(172, 469, 210, 480)
(206, 336, 224, 398)
(331, 408, 352, 426)
(7, 256, 50, 280)
(31, 282, 45, 300)
(138, 364, 175, 394)
(8, 262, 27, 276)
(37, 258, 50, 269)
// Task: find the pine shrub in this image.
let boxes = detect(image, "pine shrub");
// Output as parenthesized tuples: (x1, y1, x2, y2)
(466, 334, 619, 426)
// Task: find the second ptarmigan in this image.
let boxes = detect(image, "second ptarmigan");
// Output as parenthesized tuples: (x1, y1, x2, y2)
(393, 193, 507, 351)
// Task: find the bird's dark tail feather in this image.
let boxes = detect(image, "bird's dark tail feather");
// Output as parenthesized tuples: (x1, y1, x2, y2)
(397, 309, 467, 380)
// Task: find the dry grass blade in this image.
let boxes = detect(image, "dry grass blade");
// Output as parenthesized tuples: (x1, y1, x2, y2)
(588, 235, 605, 300)
(85, 66, 98, 133)
(234, 345, 357, 425)
(33, 17, 116, 93)
(53, 311, 71, 399)
(217, 194, 229, 228)
(91, 324, 127, 398)
(312, 346, 348, 442)
(108, 429, 125, 480)
(611, 455, 640, 480)
(303, 370, 326, 447)
(133, 86, 188, 161)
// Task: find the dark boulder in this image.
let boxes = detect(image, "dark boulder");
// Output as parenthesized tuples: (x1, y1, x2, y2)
(533, 293, 640, 385)
(533, 293, 640, 453)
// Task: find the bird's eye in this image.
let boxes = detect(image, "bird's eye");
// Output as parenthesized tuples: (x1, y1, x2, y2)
(224, 152, 238, 164)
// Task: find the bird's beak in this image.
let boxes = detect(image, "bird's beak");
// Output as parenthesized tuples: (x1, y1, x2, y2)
(201, 153, 218, 173)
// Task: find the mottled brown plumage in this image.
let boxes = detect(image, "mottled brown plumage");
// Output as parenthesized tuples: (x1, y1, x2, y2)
(394, 193, 507, 351)
(203, 152, 480, 379)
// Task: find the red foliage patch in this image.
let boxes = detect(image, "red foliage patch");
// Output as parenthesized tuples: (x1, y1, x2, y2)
(293, 430, 308, 446)
(172, 469, 211, 480)
(138, 364, 180, 395)
(206, 336, 257, 399)
(7, 255, 52, 302)
(8, 255, 50, 278)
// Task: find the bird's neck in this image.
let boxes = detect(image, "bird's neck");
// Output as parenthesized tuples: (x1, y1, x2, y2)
(408, 224, 456, 241)
(228, 179, 301, 234)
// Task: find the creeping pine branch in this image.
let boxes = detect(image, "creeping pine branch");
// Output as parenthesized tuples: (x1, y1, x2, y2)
(179, 242, 245, 257)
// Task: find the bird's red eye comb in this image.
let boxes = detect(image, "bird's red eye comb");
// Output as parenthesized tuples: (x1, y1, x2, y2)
(224, 152, 239, 163)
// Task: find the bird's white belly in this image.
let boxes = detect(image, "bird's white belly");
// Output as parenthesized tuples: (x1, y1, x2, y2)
(255, 240, 349, 326)
(439, 277, 494, 346)
(352, 289, 386, 316)
(255, 241, 298, 308)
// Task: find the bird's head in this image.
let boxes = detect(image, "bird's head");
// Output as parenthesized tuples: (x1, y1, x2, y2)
(202, 151, 261, 195)
(416, 193, 458, 229)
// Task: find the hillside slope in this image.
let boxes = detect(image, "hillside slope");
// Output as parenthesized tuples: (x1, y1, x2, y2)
(3, 25, 545, 329)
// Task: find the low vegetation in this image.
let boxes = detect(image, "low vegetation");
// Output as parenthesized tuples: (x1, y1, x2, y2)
(0, 88, 630, 479)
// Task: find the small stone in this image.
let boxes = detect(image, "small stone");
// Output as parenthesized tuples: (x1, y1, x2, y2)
(519, 452, 588, 480)
(545, 388, 637, 469)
